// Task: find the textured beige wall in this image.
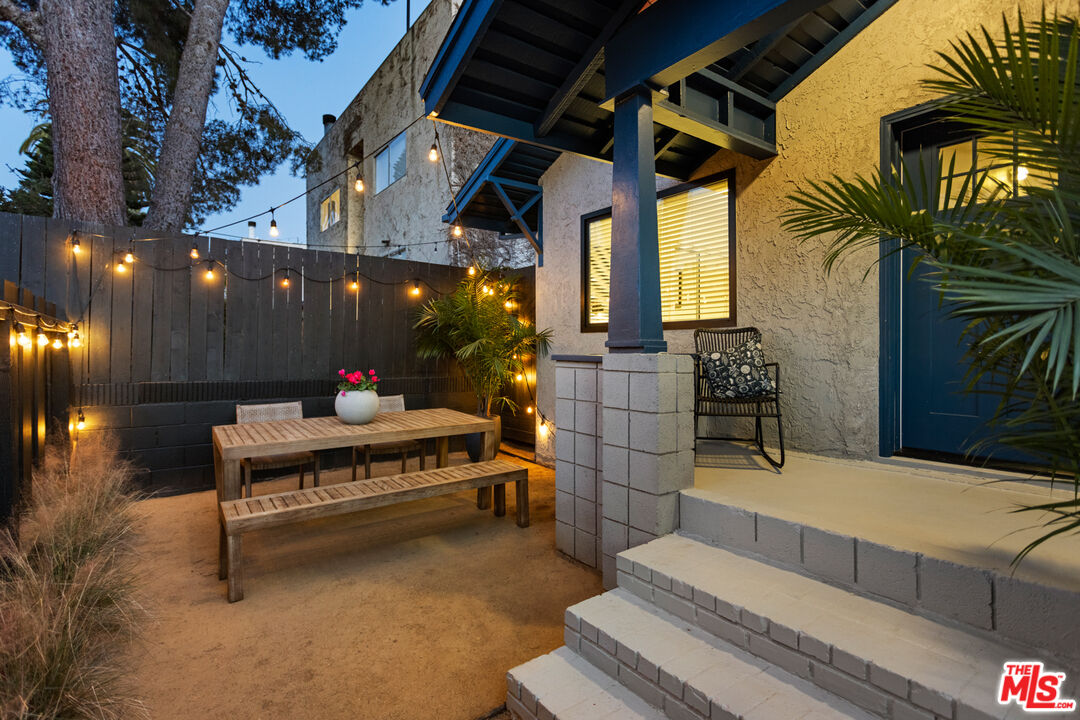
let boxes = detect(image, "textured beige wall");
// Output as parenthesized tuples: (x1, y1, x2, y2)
(534, 0, 1060, 466)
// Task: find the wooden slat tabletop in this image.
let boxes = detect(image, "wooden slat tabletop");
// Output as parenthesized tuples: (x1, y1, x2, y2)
(212, 407, 493, 460)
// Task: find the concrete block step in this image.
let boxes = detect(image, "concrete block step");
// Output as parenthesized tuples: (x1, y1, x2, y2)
(619, 533, 1080, 720)
(565, 588, 877, 720)
(506, 645, 665, 720)
(679, 490, 1079, 661)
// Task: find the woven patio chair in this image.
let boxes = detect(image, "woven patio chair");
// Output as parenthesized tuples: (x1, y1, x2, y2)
(351, 394, 427, 481)
(694, 327, 785, 469)
(236, 401, 320, 497)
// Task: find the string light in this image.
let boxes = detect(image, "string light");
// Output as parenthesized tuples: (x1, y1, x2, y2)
(354, 177, 365, 193)
(124, 248, 135, 264)
(504, 300, 514, 310)
(281, 270, 290, 288)
(515, 373, 524, 382)
(52, 338, 62, 350)
(526, 406, 533, 414)
(410, 279, 421, 296)
(71, 236, 81, 254)
(190, 243, 200, 260)
(468, 265, 476, 276)
(428, 143, 439, 162)
(350, 276, 360, 291)
(269, 209, 279, 238)
(537, 422, 548, 438)
(204, 260, 215, 281)
(37, 327, 48, 346)
(69, 331, 81, 348)
(76, 410, 85, 431)
(16, 326, 30, 348)
(452, 224, 462, 238)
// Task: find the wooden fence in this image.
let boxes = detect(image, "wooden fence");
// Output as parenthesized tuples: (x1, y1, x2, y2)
(0, 280, 71, 523)
(0, 213, 535, 494)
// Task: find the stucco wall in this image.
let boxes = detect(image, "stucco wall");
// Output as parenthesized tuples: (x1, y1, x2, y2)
(534, 0, 1059, 466)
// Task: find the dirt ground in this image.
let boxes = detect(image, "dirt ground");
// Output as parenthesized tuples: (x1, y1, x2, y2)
(126, 451, 601, 720)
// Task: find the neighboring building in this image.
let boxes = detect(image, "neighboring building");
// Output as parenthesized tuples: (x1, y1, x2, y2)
(305, 0, 533, 268)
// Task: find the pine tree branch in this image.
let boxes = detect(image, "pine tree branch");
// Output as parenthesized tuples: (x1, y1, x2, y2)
(0, 0, 43, 46)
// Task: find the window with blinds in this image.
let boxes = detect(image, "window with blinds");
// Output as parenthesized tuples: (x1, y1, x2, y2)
(582, 175, 733, 330)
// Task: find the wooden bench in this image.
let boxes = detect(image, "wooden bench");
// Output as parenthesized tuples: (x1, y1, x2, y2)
(218, 459, 529, 602)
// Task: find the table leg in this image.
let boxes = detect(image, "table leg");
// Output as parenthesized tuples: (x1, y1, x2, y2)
(226, 534, 244, 603)
(515, 478, 530, 528)
(436, 436, 449, 468)
(493, 484, 506, 517)
(482, 428, 496, 460)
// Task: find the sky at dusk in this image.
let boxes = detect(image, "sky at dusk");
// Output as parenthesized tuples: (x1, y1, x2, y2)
(0, 0, 432, 244)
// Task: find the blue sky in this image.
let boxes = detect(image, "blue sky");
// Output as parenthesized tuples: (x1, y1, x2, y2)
(0, 0, 431, 243)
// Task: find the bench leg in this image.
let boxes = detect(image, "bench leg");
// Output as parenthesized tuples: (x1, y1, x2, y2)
(313, 453, 321, 487)
(476, 486, 492, 510)
(515, 478, 530, 528)
(436, 437, 448, 468)
(352, 447, 358, 483)
(226, 534, 244, 602)
(364, 446, 372, 479)
(218, 522, 228, 580)
(493, 484, 506, 517)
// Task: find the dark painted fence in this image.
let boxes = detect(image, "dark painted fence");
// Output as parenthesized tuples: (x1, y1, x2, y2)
(0, 212, 529, 494)
(0, 280, 71, 523)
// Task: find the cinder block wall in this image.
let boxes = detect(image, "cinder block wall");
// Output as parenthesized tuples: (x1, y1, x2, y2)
(553, 357, 603, 568)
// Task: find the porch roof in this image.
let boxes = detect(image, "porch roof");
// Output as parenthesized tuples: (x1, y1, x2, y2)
(424, 0, 898, 232)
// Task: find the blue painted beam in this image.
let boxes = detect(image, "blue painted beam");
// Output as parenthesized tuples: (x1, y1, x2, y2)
(420, 0, 505, 116)
(767, 0, 901, 101)
(442, 137, 516, 224)
(606, 87, 666, 354)
(490, 179, 542, 255)
(604, 0, 830, 102)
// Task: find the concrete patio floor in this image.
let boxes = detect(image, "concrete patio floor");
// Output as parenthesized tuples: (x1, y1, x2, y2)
(693, 441, 1080, 592)
(127, 450, 600, 720)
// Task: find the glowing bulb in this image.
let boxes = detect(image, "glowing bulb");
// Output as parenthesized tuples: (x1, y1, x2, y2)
(481, 285, 489, 294)
(205, 262, 215, 280)
(350, 278, 360, 291)
(37, 330, 48, 346)
(70, 332, 81, 348)
(1016, 165, 1029, 182)
(269, 218, 279, 238)
(468, 265, 476, 276)
(124, 249, 134, 264)
(281, 272, 290, 288)
(515, 373, 523, 382)
(17, 329, 30, 347)
(116, 261, 126, 273)
(72, 237, 81, 254)
(68, 421, 74, 432)
(526, 406, 534, 414)
(452, 224, 462, 238)
(354, 177, 365, 193)
(504, 300, 513, 310)
(410, 280, 421, 296)
(537, 422, 548, 438)
(428, 143, 439, 162)
(52, 338, 62, 350)
(76, 411, 85, 431)
(190, 244, 200, 260)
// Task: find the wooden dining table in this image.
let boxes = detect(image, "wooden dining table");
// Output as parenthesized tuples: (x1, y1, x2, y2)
(212, 407, 497, 503)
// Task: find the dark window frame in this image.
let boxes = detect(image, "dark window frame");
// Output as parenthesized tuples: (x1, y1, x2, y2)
(580, 169, 737, 333)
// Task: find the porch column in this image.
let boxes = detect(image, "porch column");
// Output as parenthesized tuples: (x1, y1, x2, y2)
(607, 86, 666, 354)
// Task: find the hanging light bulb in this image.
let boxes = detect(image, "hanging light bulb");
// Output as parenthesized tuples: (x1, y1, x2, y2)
(452, 224, 463, 238)
(410, 279, 421, 296)
(515, 373, 524, 382)
(76, 410, 86, 431)
(115, 258, 127, 273)
(124, 248, 135, 264)
(354, 176, 365, 193)
(204, 260, 215, 281)
(537, 422, 548, 438)
(281, 271, 290, 288)
(526, 406, 534, 414)
(71, 236, 81, 255)
(70, 331, 81, 348)
(467, 264, 476, 276)
(350, 276, 360, 291)
(428, 143, 439, 162)
(504, 300, 514, 310)
(37, 328, 48, 346)
(52, 337, 62, 350)
(190, 243, 200, 260)
(17, 326, 30, 347)
(269, 209, 279, 238)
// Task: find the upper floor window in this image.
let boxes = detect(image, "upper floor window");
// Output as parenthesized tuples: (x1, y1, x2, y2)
(582, 172, 735, 331)
(375, 132, 407, 193)
(320, 189, 340, 231)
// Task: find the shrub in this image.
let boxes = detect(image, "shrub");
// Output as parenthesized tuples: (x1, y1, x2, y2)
(0, 434, 146, 720)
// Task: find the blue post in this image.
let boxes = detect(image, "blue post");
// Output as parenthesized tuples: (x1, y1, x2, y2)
(606, 86, 666, 354)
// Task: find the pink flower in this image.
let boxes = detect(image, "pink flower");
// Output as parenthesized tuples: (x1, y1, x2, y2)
(340, 390, 346, 396)
(338, 369, 346, 377)
(372, 375, 379, 382)
(369, 369, 376, 375)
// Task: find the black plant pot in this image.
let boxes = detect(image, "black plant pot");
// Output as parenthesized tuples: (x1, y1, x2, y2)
(465, 414, 502, 462)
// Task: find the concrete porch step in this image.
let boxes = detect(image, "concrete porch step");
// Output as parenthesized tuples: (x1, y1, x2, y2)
(679, 485, 1079, 661)
(564, 588, 877, 720)
(619, 533, 1079, 720)
(506, 645, 666, 720)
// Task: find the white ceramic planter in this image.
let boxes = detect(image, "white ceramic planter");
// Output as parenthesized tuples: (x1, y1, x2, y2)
(335, 390, 379, 425)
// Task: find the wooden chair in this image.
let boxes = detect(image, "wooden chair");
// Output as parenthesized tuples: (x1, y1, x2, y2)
(236, 401, 320, 497)
(694, 327, 785, 469)
(351, 395, 427, 481)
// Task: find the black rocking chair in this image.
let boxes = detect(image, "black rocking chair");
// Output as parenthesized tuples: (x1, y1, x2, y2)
(694, 327, 785, 469)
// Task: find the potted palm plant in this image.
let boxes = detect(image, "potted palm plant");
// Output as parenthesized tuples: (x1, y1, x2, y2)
(415, 269, 552, 461)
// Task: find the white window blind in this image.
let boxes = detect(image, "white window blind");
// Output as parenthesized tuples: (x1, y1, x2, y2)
(585, 177, 732, 326)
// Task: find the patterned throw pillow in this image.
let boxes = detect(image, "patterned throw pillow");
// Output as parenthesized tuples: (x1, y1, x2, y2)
(699, 333, 775, 398)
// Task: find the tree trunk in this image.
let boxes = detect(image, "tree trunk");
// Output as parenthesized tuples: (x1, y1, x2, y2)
(40, 0, 125, 225)
(144, 0, 230, 231)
